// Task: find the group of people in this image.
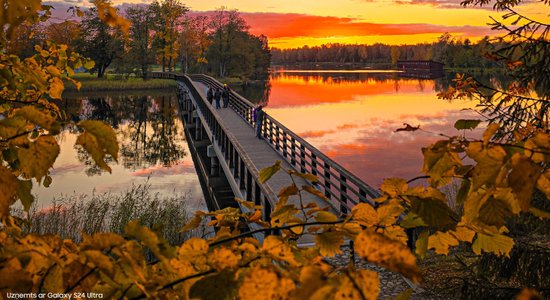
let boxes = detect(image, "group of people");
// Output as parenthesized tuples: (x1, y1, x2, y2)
(205, 84, 264, 139)
(206, 84, 230, 109)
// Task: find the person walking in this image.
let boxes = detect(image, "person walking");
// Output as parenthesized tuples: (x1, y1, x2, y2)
(222, 84, 230, 108)
(206, 85, 213, 104)
(254, 105, 264, 139)
(214, 88, 221, 109)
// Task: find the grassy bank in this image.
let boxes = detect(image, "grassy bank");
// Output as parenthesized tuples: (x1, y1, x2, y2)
(64, 73, 177, 92)
(16, 184, 207, 245)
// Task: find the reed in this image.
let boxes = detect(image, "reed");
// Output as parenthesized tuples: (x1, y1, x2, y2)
(18, 183, 207, 245)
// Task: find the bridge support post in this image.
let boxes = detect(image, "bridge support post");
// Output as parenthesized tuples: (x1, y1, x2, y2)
(195, 113, 202, 141)
(207, 145, 219, 177)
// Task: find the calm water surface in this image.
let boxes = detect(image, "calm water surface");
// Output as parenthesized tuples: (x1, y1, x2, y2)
(35, 71, 485, 206)
(239, 70, 481, 187)
(33, 92, 205, 208)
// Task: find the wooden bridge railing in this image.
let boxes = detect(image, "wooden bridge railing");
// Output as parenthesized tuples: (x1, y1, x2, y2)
(152, 72, 279, 218)
(188, 74, 380, 211)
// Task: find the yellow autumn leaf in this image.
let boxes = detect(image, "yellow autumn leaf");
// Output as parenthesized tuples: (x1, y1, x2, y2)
(76, 120, 119, 172)
(48, 77, 64, 99)
(352, 203, 378, 227)
(380, 177, 408, 197)
(16, 180, 33, 211)
(125, 220, 175, 260)
(302, 185, 330, 202)
(515, 288, 543, 300)
(315, 231, 344, 257)
(472, 231, 514, 257)
(83, 250, 114, 274)
(78, 120, 119, 161)
(290, 171, 319, 183)
(536, 172, 550, 200)
(262, 236, 299, 265)
(399, 212, 427, 228)
(377, 198, 404, 226)
(355, 230, 421, 283)
(238, 266, 295, 300)
(259, 160, 281, 183)
(529, 207, 550, 219)
(45, 65, 61, 77)
(293, 266, 326, 300)
(483, 123, 500, 145)
(334, 270, 380, 300)
(270, 204, 300, 227)
(378, 225, 408, 244)
(43, 265, 64, 292)
(177, 238, 209, 267)
(278, 184, 299, 198)
(93, 0, 131, 32)
(314, 211, 338, 223)
(14, 106, 59, 133)
(180, 214, 203, 232)
(507, 154, 541, 211)
(478, 191, 518, 228)
(17, 135, 59, 181)
(0, 166, 18, 217)
(208, 247, 240, 271)
(428, 231, 459, 255)
(236, 198, 256, 210)
(410, 196, 457, 230)
(450, 225, 476, 243)
(422, 142, 462, 187)
(415, 230, 429, 259)
(81, 232, 125, 250)
(466, 144, 507, 189)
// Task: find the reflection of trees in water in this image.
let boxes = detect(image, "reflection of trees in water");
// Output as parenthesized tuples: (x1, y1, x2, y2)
(70, 93, 186, 175)
(118, 95, 186, 170)
(232, 80, 271, 106)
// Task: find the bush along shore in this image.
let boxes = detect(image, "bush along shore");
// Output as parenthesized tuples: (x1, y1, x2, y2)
(63, 74, 177, 92)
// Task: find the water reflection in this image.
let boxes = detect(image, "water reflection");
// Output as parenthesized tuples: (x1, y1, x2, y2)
(252, 71, 494, 186)
(34, 92, 203, 207)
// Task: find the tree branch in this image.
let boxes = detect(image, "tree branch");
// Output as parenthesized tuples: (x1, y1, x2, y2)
(209, 220, 345, 247)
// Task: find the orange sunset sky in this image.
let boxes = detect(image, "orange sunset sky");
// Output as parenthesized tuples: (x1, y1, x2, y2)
(46, 0, 549, 48)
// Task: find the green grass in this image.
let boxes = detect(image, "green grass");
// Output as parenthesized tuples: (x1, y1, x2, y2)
(16, 183, 207, 245)
(63, 73, 177, 92)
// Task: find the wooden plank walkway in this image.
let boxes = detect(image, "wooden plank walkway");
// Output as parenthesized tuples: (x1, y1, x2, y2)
(189, 80, 338, 244)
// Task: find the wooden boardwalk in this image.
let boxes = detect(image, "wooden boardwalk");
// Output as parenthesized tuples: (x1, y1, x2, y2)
(151, 72, 379, 244)
(190, 80, 339, 222)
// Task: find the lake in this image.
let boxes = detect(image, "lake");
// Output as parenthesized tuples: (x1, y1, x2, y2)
(32, 91, 205, 209)
(237, 70, 482, 187)
(34, 70, 485, 207)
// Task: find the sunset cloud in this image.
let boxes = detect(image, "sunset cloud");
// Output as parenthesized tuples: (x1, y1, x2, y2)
(234, 12, 493, 39)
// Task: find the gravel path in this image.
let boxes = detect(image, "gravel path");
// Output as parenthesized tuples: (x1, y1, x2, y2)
(325, 246, 441, 299)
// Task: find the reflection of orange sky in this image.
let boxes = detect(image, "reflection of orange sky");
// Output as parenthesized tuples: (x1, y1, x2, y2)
(266, 73, 480, 185)
(33, 122, 203, 206)
(268, 73, 439, 108)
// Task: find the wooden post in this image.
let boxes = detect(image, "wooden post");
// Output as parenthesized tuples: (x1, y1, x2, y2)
(340, 174, 348, 213)
(324, 162, 331, 199)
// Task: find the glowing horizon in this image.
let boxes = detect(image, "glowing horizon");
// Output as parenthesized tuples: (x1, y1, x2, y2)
(45, 0, 549, 49)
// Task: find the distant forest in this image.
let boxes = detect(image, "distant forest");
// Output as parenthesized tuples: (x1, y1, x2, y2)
(271, 33, 502, 69)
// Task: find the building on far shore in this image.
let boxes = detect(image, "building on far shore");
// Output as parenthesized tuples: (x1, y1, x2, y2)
(397, 60, 445, 79)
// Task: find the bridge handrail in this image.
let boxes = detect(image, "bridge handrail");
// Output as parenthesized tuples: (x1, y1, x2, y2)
(186, 73, 379, 210)
(152, 72, 280, 212)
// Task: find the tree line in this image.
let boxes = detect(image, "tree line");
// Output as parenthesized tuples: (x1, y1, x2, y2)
(5, 0, 271, 80)
(271, 33, 502, 69)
